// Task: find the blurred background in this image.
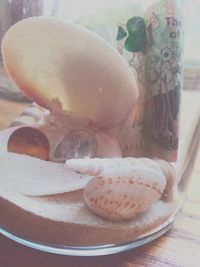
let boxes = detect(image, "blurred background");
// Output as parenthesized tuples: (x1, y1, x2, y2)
(0, 0, 200, 59)
(0, 0, 199, 102)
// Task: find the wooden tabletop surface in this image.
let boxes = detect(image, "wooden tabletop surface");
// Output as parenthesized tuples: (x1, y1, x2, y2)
(0, 92, 200, 267)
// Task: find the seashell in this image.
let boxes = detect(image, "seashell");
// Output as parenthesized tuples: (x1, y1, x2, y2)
(154, 159, 176, 202)
(50, 129, 97, 163)
(65, 157, 160, 176)
(10, 115, 37, 127)
(0, 126, 50, 160)
(84, 165, 166, 221)
(0, 151, 92, 197)
(65, 157, 176, 202)
(65, 157, 131, 176)
(21, 106, 44, 121)
(125, 157, 145, 166)
(2, 17, 138, 129)
(139, 157, 162, 172)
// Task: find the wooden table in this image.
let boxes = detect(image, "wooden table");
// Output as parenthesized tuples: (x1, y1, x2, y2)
(0, 92, 200, 267)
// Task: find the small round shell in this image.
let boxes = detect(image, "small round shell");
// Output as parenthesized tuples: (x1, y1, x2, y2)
(84, 165, 166, 221)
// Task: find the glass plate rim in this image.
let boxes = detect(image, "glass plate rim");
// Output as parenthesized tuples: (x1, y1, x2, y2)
(0, 206, 181, 257)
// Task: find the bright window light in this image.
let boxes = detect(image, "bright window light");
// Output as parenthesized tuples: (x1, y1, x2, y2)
(43, 0, 200, 62)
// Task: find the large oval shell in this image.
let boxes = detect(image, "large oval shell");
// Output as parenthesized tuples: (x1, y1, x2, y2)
(84, 165, 166, 221)
(2, 17, 138, 128)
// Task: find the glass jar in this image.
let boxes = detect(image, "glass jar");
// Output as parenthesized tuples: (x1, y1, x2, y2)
(0, 0, 199, 256)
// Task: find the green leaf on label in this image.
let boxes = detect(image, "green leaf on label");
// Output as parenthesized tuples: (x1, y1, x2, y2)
(125, 17, 146, 53)
(116, 26, 127, 40)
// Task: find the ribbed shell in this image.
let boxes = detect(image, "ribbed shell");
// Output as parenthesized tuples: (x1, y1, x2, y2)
(84, 165, 166, 221)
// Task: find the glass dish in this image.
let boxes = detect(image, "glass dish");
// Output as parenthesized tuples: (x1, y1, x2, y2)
(1, 0, 197, 257)
(0, 205, 181, 256)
